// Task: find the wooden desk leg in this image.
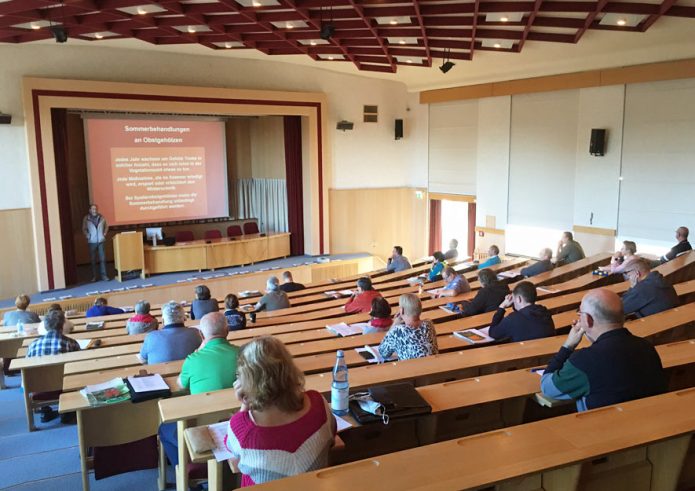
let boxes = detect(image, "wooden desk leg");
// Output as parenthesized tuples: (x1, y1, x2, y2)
(647, 434, 690, 491)
(157, 436, 167, 491)
(20, 370, 35, 432)
(176, 420, 189, 491)
(207, 459, 224, 491)
(77, 410, 91, 491)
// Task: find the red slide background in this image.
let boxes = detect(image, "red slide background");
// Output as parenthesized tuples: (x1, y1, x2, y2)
(85, 118, 227, 226)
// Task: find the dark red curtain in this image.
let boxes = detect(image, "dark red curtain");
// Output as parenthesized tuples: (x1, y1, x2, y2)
(429, 199, 442, 254)
(51, 108, 78, 286)
(467, 202, 476, 259)
(283, 116, 304, 256)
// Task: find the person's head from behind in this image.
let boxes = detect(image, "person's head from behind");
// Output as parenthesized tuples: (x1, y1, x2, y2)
(478, 269, 498, 288)
(235, 336, 305, 412)
(225, 293, 239, 311)
(43, 309, 66, 333)
(677, 226, 689, 242)
(432, 251, 445, 263)
(356, 277, 373, 293)
(89, 204, 98, 216)
(195, 285, 211, 301)
(369, 296, 392, 320)
(399, 293, 422, 323)
(266, 276, 280, 292)
(579, 289, 624, 342)
(512, 281, 537, 310)
(47, 303, 63, 313)
(625, 258, 651, 287)
(94, 297, 108, 307)
(281, 271, 293, 283)
(135, 300, 151, 315)
(488, 245, 500, 257)
(539, 248, 553, 261)
(200, 312, 228, 340)
(621, 240, 637, 256)
(561, 231, 573, 244)
(162, 301, 186, 326)
(392, 246, 403, 258)
(442, 266, 456, 282)
(15, 294, 30, 311)
(449, 239, 458, 250)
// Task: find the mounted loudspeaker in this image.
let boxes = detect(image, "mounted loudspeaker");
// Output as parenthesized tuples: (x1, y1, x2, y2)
(395, 119, 403, 140)
(590, 129, 606, 156)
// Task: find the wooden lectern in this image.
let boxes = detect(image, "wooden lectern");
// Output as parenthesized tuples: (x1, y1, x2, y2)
(113, 231, 146, 282)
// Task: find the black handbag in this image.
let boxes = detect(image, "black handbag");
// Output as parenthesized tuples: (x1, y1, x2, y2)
(349, 382, 431, 424)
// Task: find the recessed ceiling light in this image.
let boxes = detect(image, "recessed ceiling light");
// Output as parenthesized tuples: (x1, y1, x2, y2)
(390, 20, 398, 25)
(493, 43, 501, 48)
(616, 18, 627, 26)
(95, 33, 104, 39)
(500, 16, 509, 22)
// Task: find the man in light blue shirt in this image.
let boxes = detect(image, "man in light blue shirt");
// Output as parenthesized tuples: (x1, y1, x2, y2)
(386, 246, 412, 273)
(478, 245, 501, 269)
(139, 301, 201, 364)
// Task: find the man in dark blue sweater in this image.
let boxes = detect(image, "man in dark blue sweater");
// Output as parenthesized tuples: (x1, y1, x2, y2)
(622, 258, 678, 318)
(489, 281, 555, 342)
(540, 289, 666, 412)
(520, 248, 554, 278)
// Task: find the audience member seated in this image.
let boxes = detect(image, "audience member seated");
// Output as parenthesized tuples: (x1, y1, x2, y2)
(255, 276, 291, 312)
(343, 277, 382, 314)
(540, 289, 666, 411)
(454, 269, 510, 317)
(190, 284, 219, 320)
(225, 336, 336, 487)
(86, 297, 125, 318)
(520, 248, 554, 277)
(39, 304, 74, 335)
(555, 231, 586, 266)
(139, 301, 201, 364)
(279, 271, 305, 293)
(125, 300, 158, 335)
(160, 312, 240, 467)
(27, 309, 80, 358)
(621, 258, 679, 318)
(2, 294, 40, 326)
(477, 245, 501, 270)
(444, 239, 459, 261)
(363, 297, 393, 334)
(660, 226, 691, 264)
(427, 251, 447, 282)
(223, 293, 247, 331)
(433, 266, 471, 312)
(386, 245, 412, 273)
(599, 240, 638, 275)
(377, 294, 438, 360)
(489, 281, 555, 342)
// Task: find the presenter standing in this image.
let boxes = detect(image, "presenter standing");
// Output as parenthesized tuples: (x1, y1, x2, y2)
(82, 204, 109, 281)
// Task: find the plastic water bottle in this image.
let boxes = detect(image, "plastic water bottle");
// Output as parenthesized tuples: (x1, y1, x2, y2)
(16, 321, 24, 336)
(331, 350, 349, 416)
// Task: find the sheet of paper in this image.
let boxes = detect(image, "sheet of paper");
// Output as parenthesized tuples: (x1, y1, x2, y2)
(335, 415, 352, 433)
(338, 289, 354, 296)
(208, 421, 234, 462)
(537, 287, 558, 294)
(126, 373, 169, 393)
(77, 339, 92, 350)
(439, 306, 456, 314)
(497, 270, 518, 278)
(326, 323, 363, 337)
(532, 368, 545, 376)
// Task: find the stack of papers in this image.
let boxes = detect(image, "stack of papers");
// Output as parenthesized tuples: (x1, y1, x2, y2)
(355, 345, 397, 364)
(126, 373, 169, 393)
(497, 271, 519, 279)
(326, 322, 365, 337)
(81, 378, 131, 406)
(85, 321, 104, 331)
(453, 327, 494, 344)
(238, 290, 261, 298)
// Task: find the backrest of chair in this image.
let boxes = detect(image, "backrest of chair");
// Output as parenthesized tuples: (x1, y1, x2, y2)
(204, 230, 222, 240)
(82, 398, 161, 447)
(227, 225, 243, 238)
(243, 222, 259, 235)
(175, 231, 195, 242)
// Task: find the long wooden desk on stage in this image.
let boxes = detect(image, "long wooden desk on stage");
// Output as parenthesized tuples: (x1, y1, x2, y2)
(144, 233, 290, 274)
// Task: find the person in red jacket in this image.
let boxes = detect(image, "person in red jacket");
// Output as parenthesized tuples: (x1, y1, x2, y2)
(344, 277, 382, 314)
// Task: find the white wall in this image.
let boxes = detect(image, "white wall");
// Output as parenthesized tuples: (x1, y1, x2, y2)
(0, 43, 428, 214)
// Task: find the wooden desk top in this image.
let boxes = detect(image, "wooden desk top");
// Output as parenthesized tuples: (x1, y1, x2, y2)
(10, 344, 143, 370)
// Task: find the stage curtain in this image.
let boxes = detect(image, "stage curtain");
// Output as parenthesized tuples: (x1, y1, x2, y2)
(283, 116, 304, 255)
(236, 178, 288, 233)
(467, 202, 476, 259)
(429, 199, 442, 254)
(51, 108, 78, 285)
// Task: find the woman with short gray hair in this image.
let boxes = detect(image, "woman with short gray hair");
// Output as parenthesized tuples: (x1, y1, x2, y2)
(126, 300, 159, 335)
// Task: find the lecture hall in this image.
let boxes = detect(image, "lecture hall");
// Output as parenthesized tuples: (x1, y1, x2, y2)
(1, 0, 695, 490)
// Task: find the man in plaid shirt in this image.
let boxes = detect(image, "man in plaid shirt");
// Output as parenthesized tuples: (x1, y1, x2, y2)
(26, 309, 80, 357)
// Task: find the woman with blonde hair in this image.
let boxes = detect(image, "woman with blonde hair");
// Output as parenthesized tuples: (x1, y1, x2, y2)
(225, 336, 335, 487)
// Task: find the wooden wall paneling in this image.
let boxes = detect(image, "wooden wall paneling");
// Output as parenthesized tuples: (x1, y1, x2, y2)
(0, 208, 38, 298)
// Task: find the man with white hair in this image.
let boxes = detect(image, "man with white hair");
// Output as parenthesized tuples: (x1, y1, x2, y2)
(254, 276, 290, 312)
(520, 248, 554, 277)
(540, 289, 665, 411)
(139, 301, 201, 364)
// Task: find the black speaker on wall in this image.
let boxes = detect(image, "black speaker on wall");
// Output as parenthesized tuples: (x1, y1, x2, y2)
(590, 128, 606, 156)
(395, 119, 403, 140)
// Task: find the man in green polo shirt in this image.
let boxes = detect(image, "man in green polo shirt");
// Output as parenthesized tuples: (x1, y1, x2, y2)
(160, 312, 239, 468)
(178, 311, 239, 395)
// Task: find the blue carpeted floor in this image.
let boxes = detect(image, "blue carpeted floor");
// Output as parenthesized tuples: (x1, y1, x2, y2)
(1, 253, 370, 308)
(0, 374, 174, 490)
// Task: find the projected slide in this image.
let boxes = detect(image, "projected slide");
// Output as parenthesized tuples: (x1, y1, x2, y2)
(85, 118, 228, 226)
